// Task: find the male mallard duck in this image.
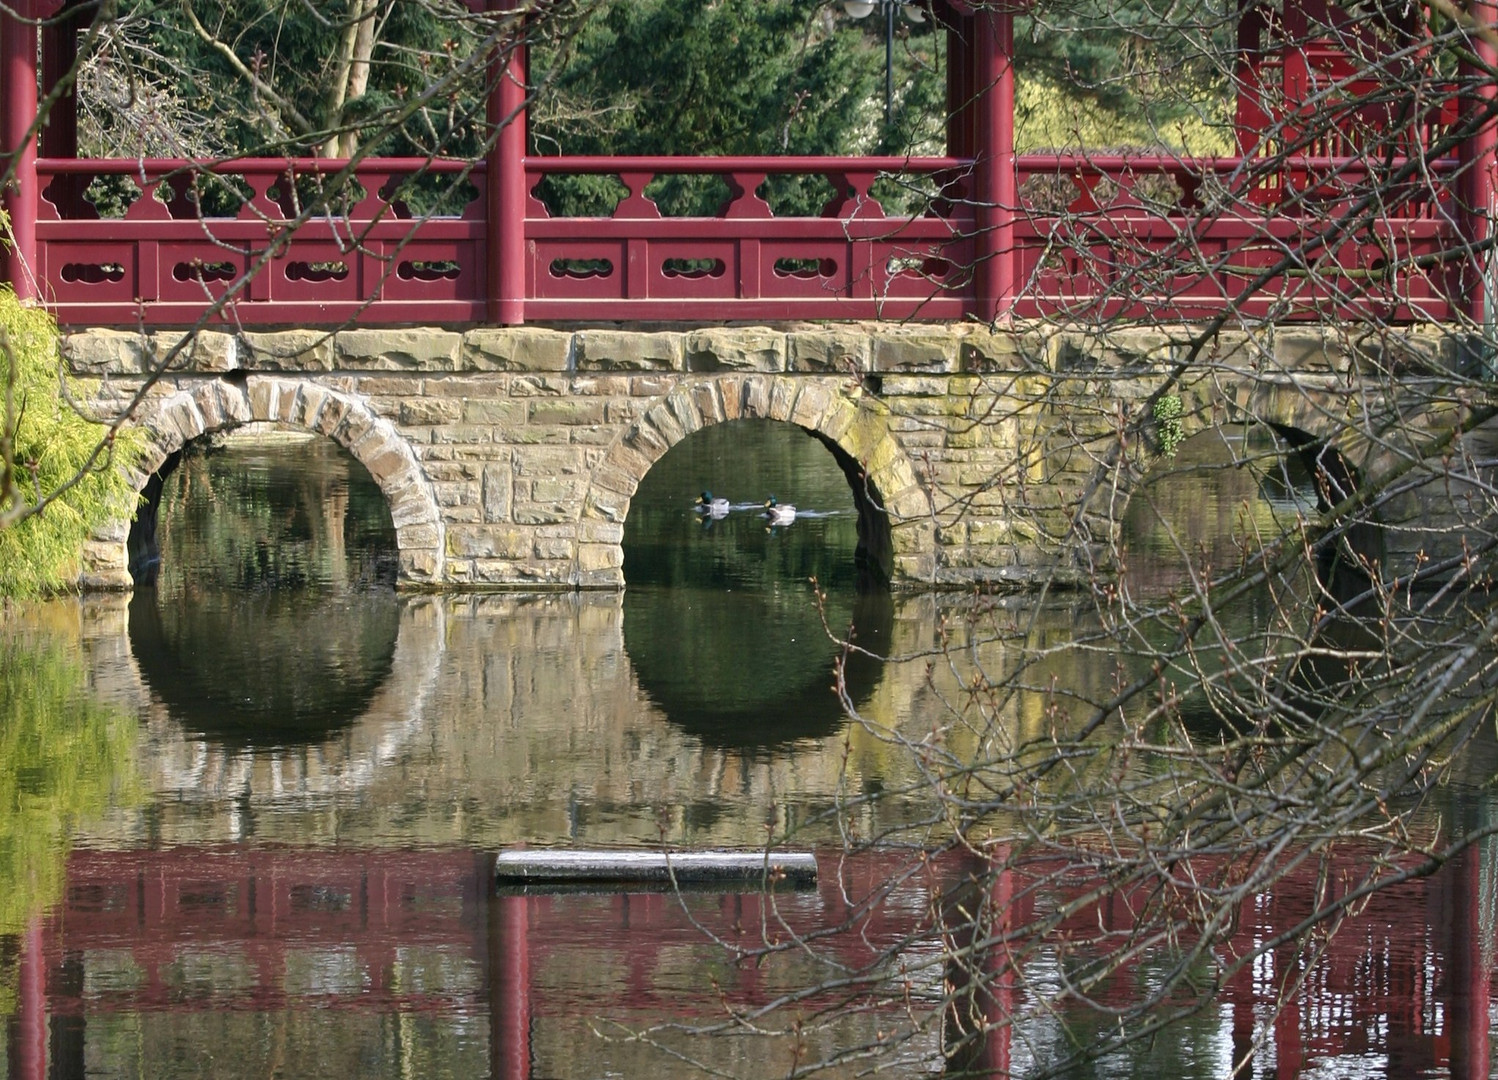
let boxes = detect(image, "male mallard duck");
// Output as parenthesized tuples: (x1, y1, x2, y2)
(764, 496, 797, 525)
(697, 491, 730, 517)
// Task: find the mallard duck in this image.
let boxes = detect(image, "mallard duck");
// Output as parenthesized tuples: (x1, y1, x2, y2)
(764, 496, 797, 525)
(697, 491, 730, 517)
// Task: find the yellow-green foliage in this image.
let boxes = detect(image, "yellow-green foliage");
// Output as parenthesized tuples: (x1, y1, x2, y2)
(0, 608, 140, 1011)
(1016, 76, 1233, 154)
(0, 289, 143, 595)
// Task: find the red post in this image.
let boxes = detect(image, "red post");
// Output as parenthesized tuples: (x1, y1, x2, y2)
(487, 4, 527, 326)
(1, 0, 39, 301)
(973, 4, 1016, 323)
(41, 8, 77, 160)
(1460, 0, 1497, 327)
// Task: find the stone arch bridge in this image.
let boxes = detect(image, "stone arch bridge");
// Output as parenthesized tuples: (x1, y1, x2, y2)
(64, 322, 1468, 591)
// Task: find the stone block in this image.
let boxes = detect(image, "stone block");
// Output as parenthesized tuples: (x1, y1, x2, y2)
(513, 446, 587, 476)
(447, 526, 531, 559)
(684, 328, 786, 372)
(399, 398, 463, 426)
(462, 399, 527, 426)
(577, 543, 623, 572)
(336, 328, 461, 370)
(153, 330, 238, 373)
(482, 463, 513, 522)
(242, 329, 335, 371)
(462, 328, 573, 371)
(871, 329, 959, 373)
(529, 477, 584, 504)
(63, 330, 150, 375)
(534, 538, 574, 561)
(787, 328, 868, 373)
(529, 398, 606, 427)
(576, 330, 684, 371)
(790, 381, 835, 428)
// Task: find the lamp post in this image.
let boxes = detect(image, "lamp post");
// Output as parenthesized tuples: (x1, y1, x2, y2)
(842, 1, 926, 132)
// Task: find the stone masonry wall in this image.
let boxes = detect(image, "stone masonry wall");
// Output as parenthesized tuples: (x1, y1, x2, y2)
(64, 322, 1458, 591)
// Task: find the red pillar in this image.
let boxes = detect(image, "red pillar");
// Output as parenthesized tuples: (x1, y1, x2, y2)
(972, 4, 1016, 323)
(1460, 0, 1497, 326)
(41, 7, 77, 160)
(486, 5, 527, 326)
(1, 0, 39, 300)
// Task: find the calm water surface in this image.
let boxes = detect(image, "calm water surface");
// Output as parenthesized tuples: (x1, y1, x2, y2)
(0, 423, 1494, 1078)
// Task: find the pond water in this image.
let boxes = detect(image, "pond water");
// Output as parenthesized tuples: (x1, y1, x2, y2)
(0, 421, 1493, 1078)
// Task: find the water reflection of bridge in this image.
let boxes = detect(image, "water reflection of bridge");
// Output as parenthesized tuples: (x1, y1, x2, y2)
(7, 844, 1496, 1078)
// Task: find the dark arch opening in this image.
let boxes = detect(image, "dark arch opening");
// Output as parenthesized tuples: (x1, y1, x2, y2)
(126, 448, 183, 586)
(1264, 421, 1383, 604)
(620, 417, 893, 748)
(622, 417, 892, 591)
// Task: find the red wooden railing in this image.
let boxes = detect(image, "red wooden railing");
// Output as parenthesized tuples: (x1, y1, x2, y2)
(21, 150, 1463, 327)
(3, 0, 1489, 329)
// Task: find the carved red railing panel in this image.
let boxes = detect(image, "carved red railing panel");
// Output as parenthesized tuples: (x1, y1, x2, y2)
(522, 155, 975, 321)
(36, 158, 488, 326)
(1012, 153, 1459, 322)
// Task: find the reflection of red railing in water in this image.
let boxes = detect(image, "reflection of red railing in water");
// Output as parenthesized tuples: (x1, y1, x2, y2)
(27, 151, 1463, 328)
(9, 843, 1494, 1077)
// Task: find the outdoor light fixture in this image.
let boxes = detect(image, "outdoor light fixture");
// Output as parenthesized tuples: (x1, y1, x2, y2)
(841, 1, 929, 129)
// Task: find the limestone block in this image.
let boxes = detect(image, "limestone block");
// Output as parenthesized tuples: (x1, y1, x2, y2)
(576, 330, 684, 371)
(447, 526, 530, 559)
(689, 382, 726, 427)
(396, 523, 440, 550)
(961, 328, 1032, 372)
(509, 375, 570, 396)
(767, 377, 797, 422)
(241, 329, 335, 371)
(482, 463, 512, 522)
(871, 329, 959, 373)
(630, 375, 674, 397)
(462, 399, 527, 426)
(400, 548, 440, 582)
(336, 328, 462, 370)
(462, 328, 572, 371)
(534, 538, 574, 561)
(787, 328, 869, 373)
(790, 381, 835, 428)
(514, 505, 572, 525)
(529, 399, 605, 426)
(1272, 327, 1351, 373)
(577, 543, 624, 572)
(684, 328, 786, 372)
(578, 520, 624, 544)
(513, 446, 587, 476)
(152, 330, 238, 373)
(529, 477, 584, 504)
(63, 330, 151, 375)
(398, 398, 464, 426)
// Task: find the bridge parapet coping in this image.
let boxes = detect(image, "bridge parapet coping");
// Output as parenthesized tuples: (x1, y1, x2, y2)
(64, 322, 1476, 592)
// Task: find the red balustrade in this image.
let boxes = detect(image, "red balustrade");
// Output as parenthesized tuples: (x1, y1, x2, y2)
(23, 151, 1462, 328)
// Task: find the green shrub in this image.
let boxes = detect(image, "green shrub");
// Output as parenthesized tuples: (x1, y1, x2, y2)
(0, 288, 143, 595)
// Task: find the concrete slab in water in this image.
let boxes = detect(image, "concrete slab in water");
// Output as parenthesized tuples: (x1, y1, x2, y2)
(494, 849, 817, 888)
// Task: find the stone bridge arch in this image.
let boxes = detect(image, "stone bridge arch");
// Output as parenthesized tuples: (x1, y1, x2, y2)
(575, 375, 935, 587)
(85, 375, 443, 590)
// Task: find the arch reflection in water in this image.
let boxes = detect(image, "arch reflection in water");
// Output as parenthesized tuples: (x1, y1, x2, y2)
(128, 590, 400, 746)
(623, 585, 892, 749)
(131, 428, 402, 746)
